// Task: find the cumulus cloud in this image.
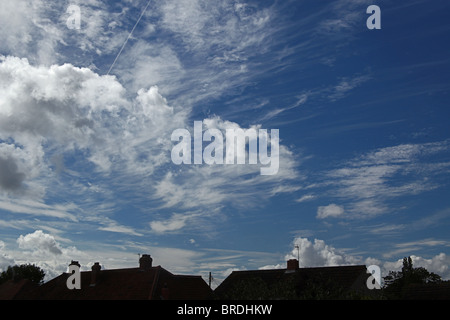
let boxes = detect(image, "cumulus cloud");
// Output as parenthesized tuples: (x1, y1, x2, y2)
(0, 56, 186, 197)
(382, 253, 450, 281)
(17, 230, 63, 255)
(280, 237, 450, 280)
(409, 254, 450, 279)
(0, 55, 301, 238)
(287, 237, 359, 267)
(11, 230, 90, 280)
(0, 241, 15, 272)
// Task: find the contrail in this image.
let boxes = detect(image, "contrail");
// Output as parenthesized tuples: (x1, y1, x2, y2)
(107, 0, 152, 75)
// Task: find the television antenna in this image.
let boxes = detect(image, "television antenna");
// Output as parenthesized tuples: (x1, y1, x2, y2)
(294, 245, 300, 262)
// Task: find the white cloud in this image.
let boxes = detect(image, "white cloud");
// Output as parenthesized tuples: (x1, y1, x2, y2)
(0, 54, 302, 239)
(159, 0, 272, 53)
(98, 223, 143, 237)
(278, 237, 450, 280)
(17, 230, 63, 255)
(318, 0, 372, 36)
(296, 194, 316, 203)
(0, 199, 78, 221)
(150, 213, 191, 234)
(0, 0, 136, 67)
(0, 54, 194, 243)
(317, 204, 345, 219)
(0, 241, 15, 272)
(321, 141, 450, 219)
(410, 253, 450, 279)
(382, 253, 450, 281)
(149, 117, 300, 232)
(286, 237, 359, 267)
(328, 75, 371, 101)
(0, 0, 57, 65)
(0, 55, 186, 192)
(107, 0, 278, 107)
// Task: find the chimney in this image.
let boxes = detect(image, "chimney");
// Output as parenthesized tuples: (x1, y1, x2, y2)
(139, 254, 153, 270)
(69, 260, 81, 268)
(90, 262, 101, 286)
(287, 259, 299, 271)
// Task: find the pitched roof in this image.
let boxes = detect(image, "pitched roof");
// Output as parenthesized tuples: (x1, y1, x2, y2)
(214, 264, 371, 299)
(8, 265, 212, 300)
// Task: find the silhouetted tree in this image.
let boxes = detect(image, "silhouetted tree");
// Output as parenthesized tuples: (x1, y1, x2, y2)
(383, 256, 442, 299)
(0, 264, 45, 285)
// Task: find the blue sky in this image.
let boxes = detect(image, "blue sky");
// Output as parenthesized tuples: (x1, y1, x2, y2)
(0, 0, 450, 285)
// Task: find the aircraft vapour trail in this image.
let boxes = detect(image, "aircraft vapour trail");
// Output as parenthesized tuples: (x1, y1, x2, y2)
(107, 0, 152, 75)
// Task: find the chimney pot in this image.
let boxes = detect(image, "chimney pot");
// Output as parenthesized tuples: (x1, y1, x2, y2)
(90, 262, 101, 286)
(69, 260, 81, 268)
(287, 259, 299, 271)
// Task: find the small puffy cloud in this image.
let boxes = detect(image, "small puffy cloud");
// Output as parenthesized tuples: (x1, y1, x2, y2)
(317, 204, 345, 219)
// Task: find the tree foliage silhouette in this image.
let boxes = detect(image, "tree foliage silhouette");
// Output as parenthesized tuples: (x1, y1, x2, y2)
(383, 256, 442, 299)
(0, 264, 45, 285)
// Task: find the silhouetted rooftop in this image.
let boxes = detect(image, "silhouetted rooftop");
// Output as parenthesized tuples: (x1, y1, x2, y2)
(214, 262, 372, 299)
(1, 257, 212, 300)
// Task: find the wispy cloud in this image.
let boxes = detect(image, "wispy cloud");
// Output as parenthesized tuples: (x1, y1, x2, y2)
(295, 194, 316, 203)
(259, 94, 309, 122)
(0, 34, 302, 237)
(383, 239, 450, 259)
(316, 140, 450, 219)
(317, 204, 345, 219)
(328, 75, 371, 101)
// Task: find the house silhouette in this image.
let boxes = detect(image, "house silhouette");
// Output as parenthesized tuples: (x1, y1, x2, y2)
(0, 254, 212, 300)
(214, 259, 376, 300)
